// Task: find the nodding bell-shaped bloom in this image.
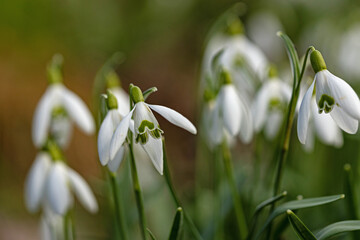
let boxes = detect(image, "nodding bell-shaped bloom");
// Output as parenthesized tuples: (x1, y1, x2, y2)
(109, 85, 197, 175)
(210, 70, 253, 146)
(252, 75, 292, 139)
(98, 91, 126, 172)
(298, 50, 360, 145)
(201, 18, 268, 96)
(32, 55, 95, 148)
(25, 152, 98, 215)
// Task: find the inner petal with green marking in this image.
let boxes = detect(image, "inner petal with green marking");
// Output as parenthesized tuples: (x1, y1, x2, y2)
(136, 120, 163, 144)
(318, 94, 335, 114)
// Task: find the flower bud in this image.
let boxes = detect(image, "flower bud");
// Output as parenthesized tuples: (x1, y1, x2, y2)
(310, 50, 327, 73)
(130, 85, 144, 103)
(106, 90, 118, 110)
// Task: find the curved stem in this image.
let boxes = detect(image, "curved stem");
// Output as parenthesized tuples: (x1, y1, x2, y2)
(162, 139, 203, 240)
(129, 138, 147, 240)
(108, 171, 128, 240)
(222, 140, 248, 240)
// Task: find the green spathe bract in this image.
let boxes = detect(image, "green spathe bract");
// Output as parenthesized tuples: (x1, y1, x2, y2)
(310, 50, 327, 73)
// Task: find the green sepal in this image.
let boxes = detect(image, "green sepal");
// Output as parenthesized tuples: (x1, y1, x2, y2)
(287, 210, 317, 240)
(169, 207, 184, 240)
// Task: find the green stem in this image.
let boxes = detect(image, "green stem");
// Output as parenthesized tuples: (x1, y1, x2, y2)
(265, 46, 313, 240)
(64, 210, 75, 240)
(162, 139, 203, 240)
(129, 137, 147, 240)
(108, 171, 128, 240)
(222, 140, 248, 240)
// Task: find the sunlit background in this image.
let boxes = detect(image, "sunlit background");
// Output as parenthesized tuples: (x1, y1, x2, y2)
(2, 0, 360, 239)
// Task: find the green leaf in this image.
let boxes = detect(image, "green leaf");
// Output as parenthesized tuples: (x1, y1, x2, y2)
(255, 194, 344, 239)
(316, 221, 360, 240)
(169, 207, 184, 240)
(254, 191, 288, 215)
(287, 210, 317, 240)
(147, 228, 158, 240)
(277, 31, 300, 84)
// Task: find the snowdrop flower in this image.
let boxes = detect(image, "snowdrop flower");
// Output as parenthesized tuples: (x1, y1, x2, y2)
(201, 18, 268, 97)
(98, 91, 126, 172)
(109, 85, 197, 175)
(252, 74, 292, 139)
(210, 69, 253, 145)
(32, 55, 95, 148)
(297, 49, 360, 144)
(40, 208, 63, 240)
(25, 152, 98, 215)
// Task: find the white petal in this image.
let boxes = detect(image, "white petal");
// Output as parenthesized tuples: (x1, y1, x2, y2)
(46, 162, 71, 215)
(264, 110, 283, 140)
(252, 81, 271, 132)
(111, 87, 130, 116)
(209, 100, 223, 146)
(133, 102, 159, 134)
(330, 107, 358, 134)
(323, 70, 360, 119)
(110, 108, 135, 160)
(141, 137, 163, 175)
(40, 216, 52, 240)
(62, 88, 95, 135)
(67, 168, 98, 213)
(312, 101, 343, 146)
(303, 120, 315, 152)
(25, 153, 52, 213)
(219, 85, 241, 136)
(297, 81, 315, 144)
(108, 146, 125, 172)
(147, 104, 197, 134)
(32, 85, 60, 147)
(239, 98, 253, 143)
(98, 110, 121, 166)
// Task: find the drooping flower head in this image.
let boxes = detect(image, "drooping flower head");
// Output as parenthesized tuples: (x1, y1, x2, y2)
(32, 54, 95, 149)
(25, 141, 98, 216)
(108, 84, 197, 175)
(252, 67, 292, 139)
(297, 49, 360, 145)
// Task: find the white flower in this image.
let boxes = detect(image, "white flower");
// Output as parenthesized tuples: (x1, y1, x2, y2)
(32, 83, 95, 148)
(297, 50, 360, 145)
(210, 83, 253, 145)
(25, 153, 98, 215)
(109, 87, 130, 116)
(109, 86, 197, 175)
(252, 78, 292, 139)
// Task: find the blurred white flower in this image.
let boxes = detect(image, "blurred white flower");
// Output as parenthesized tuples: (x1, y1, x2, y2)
(109, 85, 197, 175)
(40, 207, 63, 240)
(252, 77, 292, 139)
(32, 83, 95, 148)
(210, 75, 253, 146)
(110, 87, 130, 116)
(25, 154, 98, 215)
(297, 50, 360, 145)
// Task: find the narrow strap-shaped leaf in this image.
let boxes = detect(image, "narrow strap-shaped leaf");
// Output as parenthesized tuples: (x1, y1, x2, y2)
(247, 191, 287, 239)
(344, 164, 359, 219)
(287, 210, 317, 240)
(147, 228, 158, 240)
(169, 207, 184, 240)
(316, 221, 360, 240)
(255, 194, 344, 239)
(277, 31, 300, 85)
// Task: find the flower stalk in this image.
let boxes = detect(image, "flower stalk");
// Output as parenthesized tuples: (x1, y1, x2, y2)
(221, 139, 248, 239)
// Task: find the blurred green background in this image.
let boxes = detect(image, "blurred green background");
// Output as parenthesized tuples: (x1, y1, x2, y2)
(2, 0, 360, 239)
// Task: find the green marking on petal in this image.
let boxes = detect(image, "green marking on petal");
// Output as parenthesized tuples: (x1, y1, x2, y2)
(51, 106, 67, 118)
(318, 94, 335, 113)
(138, 120, 155, 133)
(136, 133, 148, 144)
